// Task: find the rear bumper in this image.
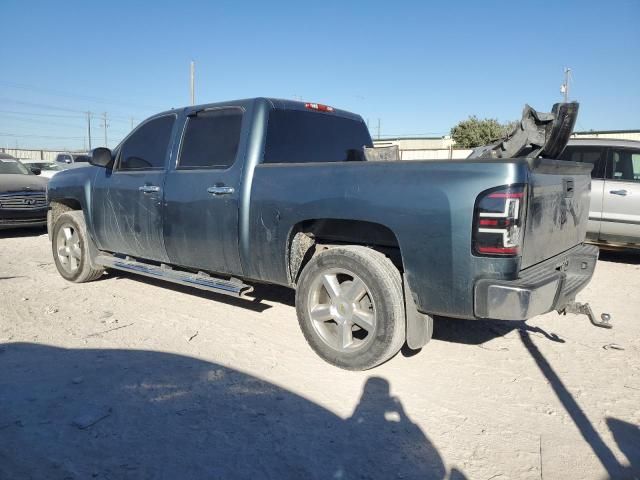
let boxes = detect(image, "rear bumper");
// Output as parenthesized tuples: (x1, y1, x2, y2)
(474, 244, 598, 320)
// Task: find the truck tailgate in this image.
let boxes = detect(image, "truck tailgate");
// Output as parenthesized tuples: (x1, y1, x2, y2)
(520, 159, 593, 269)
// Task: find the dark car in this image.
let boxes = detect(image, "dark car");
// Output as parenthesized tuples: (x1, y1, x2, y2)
(0, 153, 48, 229)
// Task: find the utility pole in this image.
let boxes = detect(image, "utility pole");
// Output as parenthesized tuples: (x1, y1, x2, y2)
(190, 60, 195, 105)
(102, 112, 108, 147)
(561, 67, 571, 102)
(86, 111, 92, 150)
(376, 118, 381, 140)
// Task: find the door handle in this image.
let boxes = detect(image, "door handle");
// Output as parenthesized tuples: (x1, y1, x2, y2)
(207, 186, 235, 196)
(139, 185, 161, 194)
(609, 189, 628, 196)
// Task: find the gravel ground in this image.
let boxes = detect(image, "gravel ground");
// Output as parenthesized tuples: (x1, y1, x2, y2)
(0, 227, 638, 480)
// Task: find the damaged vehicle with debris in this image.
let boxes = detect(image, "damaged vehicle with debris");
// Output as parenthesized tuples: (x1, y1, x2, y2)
(46, 98, 607, 370)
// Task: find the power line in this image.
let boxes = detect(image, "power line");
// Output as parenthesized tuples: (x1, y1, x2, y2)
(561, 67, 572, 102)
(0, 114, 85, 129)
(101, 112, 109, 146)
(0, 131, 114, 139)
(0, 109, 135, 127)
(0, 132, 88, 139)
(0, 80, 164, 111)
(87, 111, 92, 150)
(0, 109, 88, 119)
(0, 99, 148, 124)
(0, 98, 89, 113)
(190, 61, 195, 106)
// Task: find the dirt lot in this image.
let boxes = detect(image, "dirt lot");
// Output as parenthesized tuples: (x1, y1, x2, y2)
(0, 228, 638, 480)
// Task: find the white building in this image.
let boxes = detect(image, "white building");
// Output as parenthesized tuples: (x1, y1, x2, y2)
(373, 129, 640, 160)
(2, 130, 638, 162)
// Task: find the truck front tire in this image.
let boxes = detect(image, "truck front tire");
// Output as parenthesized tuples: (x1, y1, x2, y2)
(51, 211, 104, 283)
(295, 245, 406, 370)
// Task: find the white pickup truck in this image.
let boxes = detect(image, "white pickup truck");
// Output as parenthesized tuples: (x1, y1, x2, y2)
(560, 138, 640, 249)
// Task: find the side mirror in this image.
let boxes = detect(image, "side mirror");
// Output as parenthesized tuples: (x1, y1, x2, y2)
(30, 167, 42, 175)
(65, 158, 72, 164)
(89, 148, 113, 168)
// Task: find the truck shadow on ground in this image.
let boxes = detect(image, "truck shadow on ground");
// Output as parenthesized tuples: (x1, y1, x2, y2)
(0, 343, 458, 480)
(433, 318, 638, 478)
(607, 418, 640, 477)
(518, 330, 638, 478)
(598, 249, 640, 265)
(432, 317, 564, 346)
(0, 226, 47, 239)
(106, 270, 296, 313)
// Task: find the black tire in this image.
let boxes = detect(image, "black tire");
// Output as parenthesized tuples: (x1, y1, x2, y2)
(295, 245, 406, 370)
(51, 211, 104, 283)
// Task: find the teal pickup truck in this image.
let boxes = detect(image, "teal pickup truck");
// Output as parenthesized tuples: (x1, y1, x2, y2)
(46, 98, 605, 369)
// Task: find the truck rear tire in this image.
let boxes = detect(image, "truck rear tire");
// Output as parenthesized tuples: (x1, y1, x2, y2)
(51, 211, 104, 283)
(295, 245, 406, 370)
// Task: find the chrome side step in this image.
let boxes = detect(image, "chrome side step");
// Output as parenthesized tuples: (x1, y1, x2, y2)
(95, 254, 253, 298)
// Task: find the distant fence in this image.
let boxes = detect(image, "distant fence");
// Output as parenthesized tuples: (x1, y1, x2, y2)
(0, 148, 77, 162)
(399, 148, 472, 160)
(2, 146, 473, 163)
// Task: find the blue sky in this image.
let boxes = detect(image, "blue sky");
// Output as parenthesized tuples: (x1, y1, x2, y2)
(1, 0, 638, 149)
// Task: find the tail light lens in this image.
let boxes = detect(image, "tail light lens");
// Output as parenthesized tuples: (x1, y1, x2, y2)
(473, 184, 526, 256)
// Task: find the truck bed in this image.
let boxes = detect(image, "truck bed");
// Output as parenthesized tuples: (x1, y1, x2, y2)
(246, 157, 592, 319)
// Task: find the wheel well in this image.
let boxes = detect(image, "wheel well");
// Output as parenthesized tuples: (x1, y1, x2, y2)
(48, 199, 82, 235)
(287, 219, 403, 284)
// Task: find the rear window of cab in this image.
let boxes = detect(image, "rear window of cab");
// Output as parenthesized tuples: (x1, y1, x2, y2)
(263, 109, 372, 164)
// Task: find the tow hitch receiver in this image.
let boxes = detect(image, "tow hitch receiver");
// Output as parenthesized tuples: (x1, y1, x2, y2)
(560, 301, 613, 329)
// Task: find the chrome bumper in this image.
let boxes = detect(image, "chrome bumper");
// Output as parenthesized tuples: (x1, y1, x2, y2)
(474, 244, 598, 320)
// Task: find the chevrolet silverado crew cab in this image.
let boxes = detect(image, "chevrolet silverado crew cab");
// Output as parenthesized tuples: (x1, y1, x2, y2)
(47, 98, 600, 370)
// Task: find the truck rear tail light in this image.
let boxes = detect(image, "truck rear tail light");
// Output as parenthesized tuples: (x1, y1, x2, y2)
(473, 184, 526, 256)
(305, 102, 334, 112)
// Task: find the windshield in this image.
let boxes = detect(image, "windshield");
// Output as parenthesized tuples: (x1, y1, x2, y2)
(0, 159, 31, 175)
(72, 155, 90, 163)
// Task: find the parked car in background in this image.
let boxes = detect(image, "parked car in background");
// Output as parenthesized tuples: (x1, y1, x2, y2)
(560, 139, 640, 249)
(19, 159, 64, 179)
(0, 153, 48, 229)
(54, 152, 90, 169)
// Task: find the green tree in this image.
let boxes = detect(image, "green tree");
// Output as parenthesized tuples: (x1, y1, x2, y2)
(450, 116, 517, 148)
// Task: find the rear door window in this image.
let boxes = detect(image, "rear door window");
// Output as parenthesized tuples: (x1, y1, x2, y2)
(559, 146, 606, 179)
(263, 109, 372, 164)
(178, 108, 244, 169)
(609, 148, 640, 182)
(118, 115, 176, 171)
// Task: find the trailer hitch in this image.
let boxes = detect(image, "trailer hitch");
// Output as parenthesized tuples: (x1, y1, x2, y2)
(560, 301, 613, 329)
